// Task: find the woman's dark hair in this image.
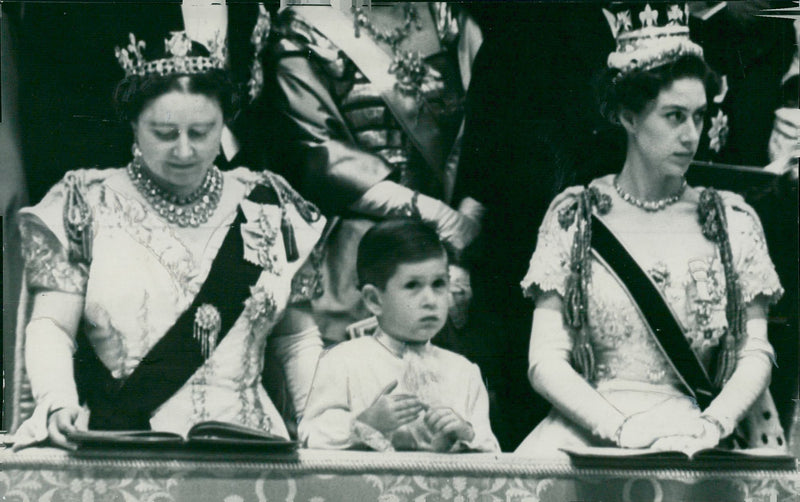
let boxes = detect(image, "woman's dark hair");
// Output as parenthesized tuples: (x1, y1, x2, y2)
(357, 219, 447, 290)
(595, 54, 721, 124)
(113, 41, 239, 123)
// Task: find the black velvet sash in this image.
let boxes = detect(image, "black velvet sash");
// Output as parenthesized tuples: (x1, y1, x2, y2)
(75, 185, 276, 430)
(590, 215, 718, 409)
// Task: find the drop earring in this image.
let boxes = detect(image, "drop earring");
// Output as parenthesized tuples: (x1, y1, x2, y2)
(131, 142, 143, 161)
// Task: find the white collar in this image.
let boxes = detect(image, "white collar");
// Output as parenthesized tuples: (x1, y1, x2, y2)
(373, 328, 431, 358)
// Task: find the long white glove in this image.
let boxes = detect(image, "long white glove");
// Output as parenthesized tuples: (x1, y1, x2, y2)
(13, 317, 83, 449)
(528, 308, 626, 442)
(270, 325, 323, 421)
(702, 317, 774, 437)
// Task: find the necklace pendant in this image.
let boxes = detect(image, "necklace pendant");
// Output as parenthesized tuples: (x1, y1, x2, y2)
(194, 303, 221, 360)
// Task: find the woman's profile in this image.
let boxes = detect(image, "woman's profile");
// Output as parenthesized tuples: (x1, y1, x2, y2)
(516, 2, 786, 459)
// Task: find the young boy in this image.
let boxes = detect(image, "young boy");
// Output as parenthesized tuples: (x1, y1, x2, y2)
(299, 220, 499, 452)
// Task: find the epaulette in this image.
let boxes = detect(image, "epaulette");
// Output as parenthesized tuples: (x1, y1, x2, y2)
(252, 171, 322, 263)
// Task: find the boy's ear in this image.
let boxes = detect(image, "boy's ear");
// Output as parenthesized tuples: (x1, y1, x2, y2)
(618, 108, 637, 134)
(361, 284, 383, 317)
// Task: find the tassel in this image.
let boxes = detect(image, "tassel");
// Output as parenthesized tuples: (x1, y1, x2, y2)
(714, 331, 736, 387)
(563, 272, 582, 329)
(353, 6, 361, 38)
(281, 212, 300, 262)
(573, 336, 595, 379)
(81, 225, 94, 263)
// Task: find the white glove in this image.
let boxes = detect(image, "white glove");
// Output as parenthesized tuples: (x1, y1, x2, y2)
(448, 265, 472, 329)
(270, 325, 323, 421)
(351, 181, 481, 256)
(766, 107, 800, 178)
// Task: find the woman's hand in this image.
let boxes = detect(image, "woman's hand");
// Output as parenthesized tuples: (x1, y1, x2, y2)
(448, 265, 472, 329)
(649, 417, 722, 455)
(357, 381, 427, 436)
(617, 398, 704, 449)
(425, 407, 474, 452)
(47, 406, 83, 450)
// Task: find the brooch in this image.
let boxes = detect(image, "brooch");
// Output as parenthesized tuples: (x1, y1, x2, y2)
(194, 304, 222, 360)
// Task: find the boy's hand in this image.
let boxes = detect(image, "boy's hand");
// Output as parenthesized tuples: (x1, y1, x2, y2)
(357, 381, 426, 436)
(425, 407, 474, 451)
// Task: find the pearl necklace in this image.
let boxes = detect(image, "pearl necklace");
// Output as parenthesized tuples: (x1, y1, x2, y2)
(613, 176, 687, 212)
(127, 158, 223, 227)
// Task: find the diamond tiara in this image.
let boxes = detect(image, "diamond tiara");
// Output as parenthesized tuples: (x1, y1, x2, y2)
(115, 31, 226, 78)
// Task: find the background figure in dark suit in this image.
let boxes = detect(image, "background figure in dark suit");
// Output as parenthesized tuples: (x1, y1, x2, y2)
(452, 3, 617, 451)
(688, 2, 798, 433)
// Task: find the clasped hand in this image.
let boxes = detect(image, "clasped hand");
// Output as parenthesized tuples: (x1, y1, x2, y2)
(424, 406, 475, 451)
(357, 380, 474, 451)
(357, 380, 427, 436)
(647, 418, 722, 456)
(616, 397, 710, 451)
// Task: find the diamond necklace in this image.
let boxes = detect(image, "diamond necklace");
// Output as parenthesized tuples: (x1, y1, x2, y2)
(127, 158, 222, 227)
(353, 3, 421, 50)
(613, 175, 687, 212)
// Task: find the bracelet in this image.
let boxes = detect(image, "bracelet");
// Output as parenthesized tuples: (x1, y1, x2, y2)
(409, 190, 422, 220)
(613, 416, 631, 447)
(386, 190, 422, 220)
(700, 414, 726, 438)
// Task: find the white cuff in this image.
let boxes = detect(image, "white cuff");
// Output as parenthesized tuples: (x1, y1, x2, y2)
(25, 318, 80, 412)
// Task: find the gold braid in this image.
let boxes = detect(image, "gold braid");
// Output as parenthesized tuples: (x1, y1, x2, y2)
(560, 187, 611, 380)
(698, 188, 744, 387)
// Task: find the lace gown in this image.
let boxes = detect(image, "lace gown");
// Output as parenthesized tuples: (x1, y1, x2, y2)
(516, 175, 784, 458)
(17, 167, 326, 438)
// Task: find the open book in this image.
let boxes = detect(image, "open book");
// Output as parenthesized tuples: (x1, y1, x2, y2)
(561, 446, 796, 470)
(67, 421, 298, 452)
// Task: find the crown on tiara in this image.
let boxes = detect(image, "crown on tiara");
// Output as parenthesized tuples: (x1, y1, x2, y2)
(604, 3, 703, 79)
(115, 31, 226, 78)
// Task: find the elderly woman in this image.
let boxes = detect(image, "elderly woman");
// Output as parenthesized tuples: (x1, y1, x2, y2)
(516, 3, 786, 459)
(12, 30, 326, 450)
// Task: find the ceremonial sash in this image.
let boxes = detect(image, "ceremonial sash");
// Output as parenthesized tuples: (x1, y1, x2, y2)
(291, 6, 460, 193)
(75, 185, 276, 430)
(590, 214, 718, 409)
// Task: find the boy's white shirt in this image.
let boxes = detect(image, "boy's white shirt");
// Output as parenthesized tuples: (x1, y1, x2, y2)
(299, 330, 499, 453)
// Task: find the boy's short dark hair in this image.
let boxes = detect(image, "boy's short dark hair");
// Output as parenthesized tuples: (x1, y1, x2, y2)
(357, 219, 447, 290)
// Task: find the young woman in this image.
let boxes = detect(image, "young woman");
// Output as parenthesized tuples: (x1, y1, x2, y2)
(516, 3, 786, 459)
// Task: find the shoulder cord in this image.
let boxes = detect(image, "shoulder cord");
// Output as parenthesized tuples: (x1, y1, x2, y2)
(698, 188, 744, 387)
(63, 173, 93, 264)
(263, 172, 322, 263)
(561, 187, 611, 381)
